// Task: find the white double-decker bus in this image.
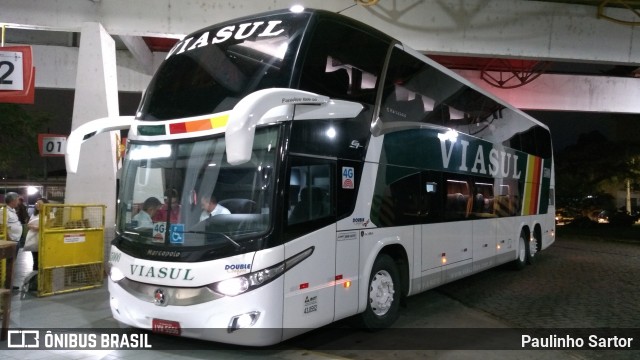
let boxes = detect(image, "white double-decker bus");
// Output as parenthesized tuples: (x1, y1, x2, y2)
(67, 7, 555, 346)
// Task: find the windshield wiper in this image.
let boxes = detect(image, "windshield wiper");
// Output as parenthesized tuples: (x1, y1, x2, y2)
(182, 230, 240, 249)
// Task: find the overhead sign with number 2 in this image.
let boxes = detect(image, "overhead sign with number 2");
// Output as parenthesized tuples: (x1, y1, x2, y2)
(0, 46, 35, 104)
(0, 51, 24, 91)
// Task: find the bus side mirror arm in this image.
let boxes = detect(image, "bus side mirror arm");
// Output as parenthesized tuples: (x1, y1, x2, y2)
(65, 116, 134, 173)
(225, 88, 363, 165)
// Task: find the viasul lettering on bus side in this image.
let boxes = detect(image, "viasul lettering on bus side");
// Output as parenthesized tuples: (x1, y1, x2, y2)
(439, 135, 522, 179)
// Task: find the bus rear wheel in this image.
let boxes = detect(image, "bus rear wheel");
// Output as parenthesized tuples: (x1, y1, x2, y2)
(512, 231, 527, 270)
(527, 228, 541, 265)
(359, 254, 400, 330)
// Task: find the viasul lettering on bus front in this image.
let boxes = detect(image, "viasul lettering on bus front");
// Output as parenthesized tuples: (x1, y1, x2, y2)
(129, 264, 195, 281)
(166, 20, 285, 60)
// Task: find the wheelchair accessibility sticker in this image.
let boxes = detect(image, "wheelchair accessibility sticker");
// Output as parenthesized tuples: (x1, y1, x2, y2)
(169, 224, 185, 244)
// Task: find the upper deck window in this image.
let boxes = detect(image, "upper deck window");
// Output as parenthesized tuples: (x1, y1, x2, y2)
(298, 19, 389, 104)
(379, 47, 505, 137)
(137, 13, 311, 121)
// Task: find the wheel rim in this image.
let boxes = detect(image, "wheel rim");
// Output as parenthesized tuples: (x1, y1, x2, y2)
(529, 236, 538, 258)
(369, 269, 395, 316)
(518, 236, 527, 262)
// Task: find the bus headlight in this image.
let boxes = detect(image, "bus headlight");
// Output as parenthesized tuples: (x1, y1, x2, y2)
(215, 276, 250, 297)
(209, 246, 314, 297)
(210, 262, 285, 297)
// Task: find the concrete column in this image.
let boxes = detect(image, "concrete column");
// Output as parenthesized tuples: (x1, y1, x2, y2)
(65, 22, 119, 244)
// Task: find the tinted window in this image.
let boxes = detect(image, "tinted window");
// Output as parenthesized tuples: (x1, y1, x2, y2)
(380, 47, 504, 135)
(138, 13, 310, 120)
(289, 119, 371, 160)
(371, 166, 443, 227)
(507, 125, 553, 159)
(299, 19, 389, 104)
(285, 156, 335, 239)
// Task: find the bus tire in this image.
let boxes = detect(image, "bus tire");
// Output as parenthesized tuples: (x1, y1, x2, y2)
(359, 254, 400, 330)
(527, 228, 541, 265)
(512, 231, 527, 270)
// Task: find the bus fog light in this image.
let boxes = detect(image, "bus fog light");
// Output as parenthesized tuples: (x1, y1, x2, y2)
(110, 267, 125, 282)
(228, 311, 260, 333)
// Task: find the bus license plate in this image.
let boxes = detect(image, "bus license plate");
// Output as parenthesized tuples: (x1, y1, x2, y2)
(152, 318, 181, 336)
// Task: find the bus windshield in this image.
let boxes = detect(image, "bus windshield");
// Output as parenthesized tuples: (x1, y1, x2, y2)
(137, 12, 310, 121)
(117, 126, 279, 254)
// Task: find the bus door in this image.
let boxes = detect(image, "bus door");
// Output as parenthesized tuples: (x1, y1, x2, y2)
(282, 157, 337, 332)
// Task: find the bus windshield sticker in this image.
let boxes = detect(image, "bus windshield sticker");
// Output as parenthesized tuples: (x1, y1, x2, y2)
(152, 222, 166, 243)
(342, 166, 355, 189)
(169, 224, 185, 244)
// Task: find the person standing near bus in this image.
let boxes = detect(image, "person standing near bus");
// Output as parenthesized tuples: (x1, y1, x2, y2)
(24, 198, 49, 271)
(2, 192, 23, 244)
(16, 196, 30, 246)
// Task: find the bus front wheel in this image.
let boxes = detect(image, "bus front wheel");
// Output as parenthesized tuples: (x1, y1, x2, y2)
(359, 254, 400, 330)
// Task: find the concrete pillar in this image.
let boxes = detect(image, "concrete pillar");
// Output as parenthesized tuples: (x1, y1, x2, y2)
(65, 22, 119, 244)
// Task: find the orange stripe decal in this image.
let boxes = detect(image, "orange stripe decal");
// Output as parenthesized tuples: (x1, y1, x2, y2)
(168, 114, 229, 135)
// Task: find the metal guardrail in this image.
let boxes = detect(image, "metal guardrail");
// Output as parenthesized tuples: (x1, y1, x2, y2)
(36, 204, 106, 297)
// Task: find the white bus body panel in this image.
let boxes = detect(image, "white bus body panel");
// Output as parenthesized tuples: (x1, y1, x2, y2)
(472, 219, 498, 272)
(108, 278, 285, 346)
(496, 217, 517, 264)
(335, 230, 360, 321)
(282, 224, 336, 339)
(108, 245, 287, 346)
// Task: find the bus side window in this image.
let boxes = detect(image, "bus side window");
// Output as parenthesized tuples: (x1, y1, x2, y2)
(421, 171, 442, 219)
(319, 67, 350, 99)
(379, 48, 433, 128)
(286, 158, 335, 231)
(370, 165, 424, 227)
(445, 178, 471, 220)
(494, 184, 513, 217)
(388, 171, 421, 225)
(472, 181, 495, 217)
(289, 186, 328, 224)
(298, 19, 388, 104)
